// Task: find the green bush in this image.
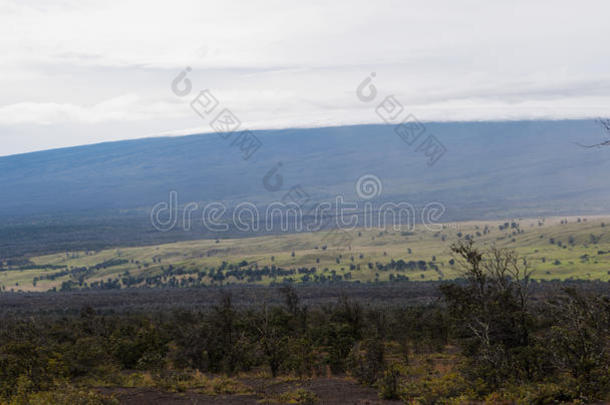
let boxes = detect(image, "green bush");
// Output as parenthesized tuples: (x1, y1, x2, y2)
(5, 379, 117, 405)
(377, 365, 401, 400)
(401, 372, 470, 405)
(276, 388, 318, 404)
(486, 380, 578, 405)
(347, 338, 385, 385)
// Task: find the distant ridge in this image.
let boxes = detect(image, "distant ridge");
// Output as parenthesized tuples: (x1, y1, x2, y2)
(1, 120, 609, 256)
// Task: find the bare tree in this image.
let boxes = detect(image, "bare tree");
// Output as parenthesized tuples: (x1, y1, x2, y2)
(575, 118, 610, 148)
(441, 241, 535, 385)
(548, 288, 610, 396)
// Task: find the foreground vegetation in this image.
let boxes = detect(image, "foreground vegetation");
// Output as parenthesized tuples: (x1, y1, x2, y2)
(2, 216, 610, 292)
(0, 242, 608, 404)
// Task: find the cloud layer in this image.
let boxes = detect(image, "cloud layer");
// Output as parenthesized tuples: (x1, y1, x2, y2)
(1, 0, 610, 156)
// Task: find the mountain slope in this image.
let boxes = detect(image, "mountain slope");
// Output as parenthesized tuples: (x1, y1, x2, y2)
(1, 120, 609, 256)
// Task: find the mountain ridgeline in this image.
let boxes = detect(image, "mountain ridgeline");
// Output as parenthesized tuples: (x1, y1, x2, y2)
(1, 120, 609, 256)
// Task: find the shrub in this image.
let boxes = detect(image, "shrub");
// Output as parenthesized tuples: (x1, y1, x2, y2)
(6, 380, 118, 405)
(486, 381, 577, 405)
(347, 338, 385, 385)
(401, 372, 470, 404)
(276, 388, 318, 404)
(377, 365, 401, 400)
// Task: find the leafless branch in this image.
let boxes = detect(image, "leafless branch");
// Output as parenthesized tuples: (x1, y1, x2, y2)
(574, 118, 610, 148)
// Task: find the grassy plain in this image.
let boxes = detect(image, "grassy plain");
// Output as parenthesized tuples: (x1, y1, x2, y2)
(2, 215, 610, 292)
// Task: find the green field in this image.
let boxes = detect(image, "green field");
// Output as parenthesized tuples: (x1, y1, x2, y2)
(2, 215, 610, 292)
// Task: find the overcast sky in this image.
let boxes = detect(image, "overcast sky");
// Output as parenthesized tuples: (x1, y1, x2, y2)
(1, 0, 610, 156)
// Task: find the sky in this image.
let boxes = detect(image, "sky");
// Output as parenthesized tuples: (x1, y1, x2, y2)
(1, 0, 610, 156)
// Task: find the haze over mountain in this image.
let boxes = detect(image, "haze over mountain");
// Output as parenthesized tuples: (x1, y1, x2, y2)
(1, 119, 609, 256)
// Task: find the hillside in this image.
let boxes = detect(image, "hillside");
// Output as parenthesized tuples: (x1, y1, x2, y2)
(2, 215, 609, 292)
(1, 120, 610, 257)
